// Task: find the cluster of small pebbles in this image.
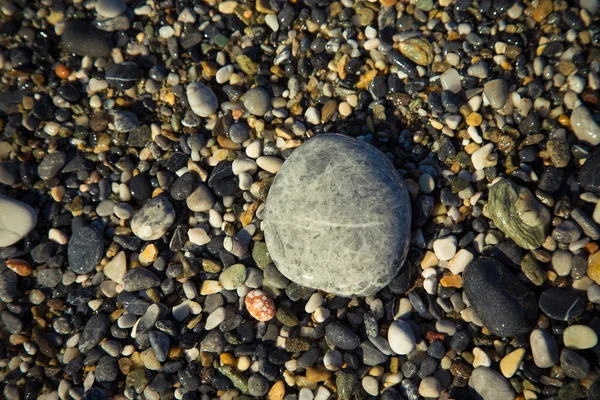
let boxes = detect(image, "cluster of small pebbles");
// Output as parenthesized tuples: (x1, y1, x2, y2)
(1, 0, 600, 400)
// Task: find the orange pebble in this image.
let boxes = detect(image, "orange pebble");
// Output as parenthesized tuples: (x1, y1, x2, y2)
(245, 289, 276, 321)
(55, 64, 71, 79)
(6, 259, 32, 277)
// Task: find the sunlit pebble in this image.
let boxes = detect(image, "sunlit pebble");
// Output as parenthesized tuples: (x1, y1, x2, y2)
(245, 289, 276, 321)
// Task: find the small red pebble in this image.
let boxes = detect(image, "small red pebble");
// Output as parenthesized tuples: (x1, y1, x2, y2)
(245, 289, 276, 321)
(426, 331, 445, 343)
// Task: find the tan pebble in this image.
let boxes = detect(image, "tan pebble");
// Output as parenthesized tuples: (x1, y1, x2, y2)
(472, 347, 491, 367)
(267, 380, 285, 400)
(421, 251, 439, 268)
(245, 289, 276, 321)
(306, 366, 331, 382)
(466, 112, 483, 126)
(139, 244, 158, 266)
(499, 348, 525, 378)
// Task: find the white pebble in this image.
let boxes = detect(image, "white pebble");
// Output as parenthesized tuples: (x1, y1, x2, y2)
(188, 227, 210, 246)
(387, 319, 415, 355)
(305, 292, 324, 313)
(257, 156, 283, 174)
(472, 143, 494, 170)
(418, 377, 441, 398)
(433, 235, 457, 261)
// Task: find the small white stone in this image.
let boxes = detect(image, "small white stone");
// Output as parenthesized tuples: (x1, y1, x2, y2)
(440, 68, 462, 93)
(472, 143, 494, 170)
(305, 292, 324, 313)
(305, 106, 320, 125)
(188, 227, 210, 246)
(265, 14, 279, 31)
(313, 307, 330, 323)
(362, 376, 379, 396)
(49, 228, 68, 245)
(246, 140, 263, 159)
(158, 26, 174, 38)
(551, 250, 572, 276)
(418, 377, 441, 398)
(448, 249, 473, 274)
(387, 319, 415, 355)
(103, 251, 126, 284)
(178, 7, 196, 23)
(473, 347, 492, 367)
(239, 173, 253, 191)
(0, 194, 37, 247)
(433, 235, 457, 261)
(232, 158, 258, 175)
(257, 156, 283, 174)
(298, 388, 313, 400)
(205, 307, 226, 330)
(187, 82, 218, 117)
(216, 65, 233, 84)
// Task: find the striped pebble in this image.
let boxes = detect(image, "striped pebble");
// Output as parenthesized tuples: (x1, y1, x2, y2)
(245, 289, 275, 321)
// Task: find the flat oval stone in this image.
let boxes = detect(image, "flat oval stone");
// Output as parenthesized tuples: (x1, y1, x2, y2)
(131, 196, 176, 241)
(0, 194, 37, 247)
(187, 82, 218, 117)
(468, 367, 515, 400)
(105, 62, 142, 90)
(571, 106, 600, 146)
(264, 134, 411, 297)
(68, 226, 104, 274)
(61, 20, 112, 58)
(539, 288, 585, 321)
(463, 257, 538, 337)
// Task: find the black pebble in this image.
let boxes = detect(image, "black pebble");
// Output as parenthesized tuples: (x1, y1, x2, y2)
(67, 226, 104, 274)
(539, 288, 585, 321)
(129, 174, 152, 200)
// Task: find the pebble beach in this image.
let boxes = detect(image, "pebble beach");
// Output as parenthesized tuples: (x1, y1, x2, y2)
(0, 0, 600, 399)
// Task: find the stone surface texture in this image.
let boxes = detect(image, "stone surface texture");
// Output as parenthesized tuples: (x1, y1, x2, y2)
(487, 178, 550, 250)
(264, 134, 411, 297)
(463, 257, 538, 337)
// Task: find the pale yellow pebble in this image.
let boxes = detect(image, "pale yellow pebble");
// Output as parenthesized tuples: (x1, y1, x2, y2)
(499, 348, 526, 378)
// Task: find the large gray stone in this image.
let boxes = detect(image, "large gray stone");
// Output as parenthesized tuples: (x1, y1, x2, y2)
(263, 134, 411, 297)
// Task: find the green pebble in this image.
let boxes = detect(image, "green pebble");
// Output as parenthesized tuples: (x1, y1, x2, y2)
(450, 177, 469, 193)
(416, 0, 433, 11)
(521, 253, 545, 286)
(252, 241, 272, 269)
(214, 34, 229, 48)
(219, 264, 247, 290)
(216, 365, 248, 393)
(126, 369, 149, 394)
(276, 307, 299, 327)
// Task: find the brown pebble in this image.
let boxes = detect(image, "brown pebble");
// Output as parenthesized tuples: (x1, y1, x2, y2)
(6, 259, 32, 276)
